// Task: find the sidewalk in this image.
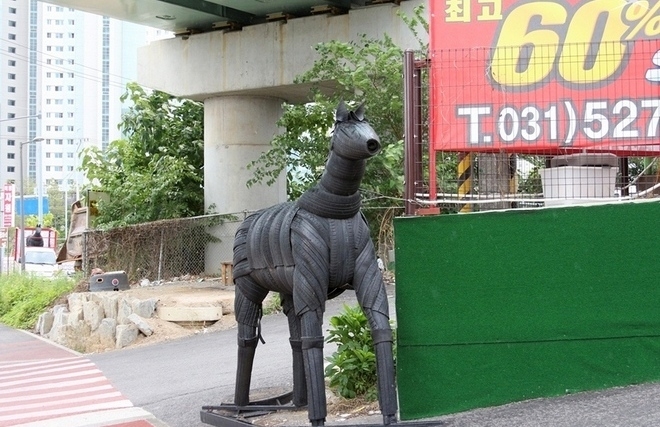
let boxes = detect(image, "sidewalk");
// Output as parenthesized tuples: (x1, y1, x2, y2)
(0, 324, 169, 427)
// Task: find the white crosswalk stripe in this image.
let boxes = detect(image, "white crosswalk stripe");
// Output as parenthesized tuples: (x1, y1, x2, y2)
(0, 357, 134, 426)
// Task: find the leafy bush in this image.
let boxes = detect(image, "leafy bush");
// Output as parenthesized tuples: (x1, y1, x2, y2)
(0, 274, 74, 329)
(325, 304, 396, 400)
(263, 292, 282, 315)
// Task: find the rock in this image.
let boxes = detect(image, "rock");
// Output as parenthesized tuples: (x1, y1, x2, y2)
(67, 293, 87, 321)
(128, 313, 153, 336)
(115, 324, 139, 349)
(131, 298, 158, 318)
(49, 305, 71, 336)
(116, 297, 133, 324)
(99, 293, 120, 319)
(82, 300, 105, 332)
(35, 311, 54, 336)
(96, 318, 117, 348)
(50, 320, 91, 349)
(140, 278, 150, 287)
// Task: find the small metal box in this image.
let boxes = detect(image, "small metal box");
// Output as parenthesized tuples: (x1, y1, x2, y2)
(89, 270, 130, 292)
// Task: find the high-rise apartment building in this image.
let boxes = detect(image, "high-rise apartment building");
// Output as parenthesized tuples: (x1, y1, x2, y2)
(1, 0, 168, 199)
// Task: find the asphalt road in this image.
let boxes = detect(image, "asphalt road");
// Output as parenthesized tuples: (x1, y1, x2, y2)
(87, 289, 660, 427)
(88, 292, 360, 427)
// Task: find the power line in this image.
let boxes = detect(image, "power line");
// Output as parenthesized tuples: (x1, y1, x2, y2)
(0, 42, 139, 92)
(0, 17, 167, 92)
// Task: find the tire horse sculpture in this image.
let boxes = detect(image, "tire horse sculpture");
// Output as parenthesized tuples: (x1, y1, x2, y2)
(232, 102, 397, 426)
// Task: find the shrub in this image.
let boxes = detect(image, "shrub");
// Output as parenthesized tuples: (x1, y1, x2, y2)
(0, 274, 74, 329)
(325, 304, 396, 400)
(263, 292, 282, 315)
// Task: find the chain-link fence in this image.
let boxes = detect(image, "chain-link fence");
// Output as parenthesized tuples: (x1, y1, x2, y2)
(79, 206, 398, 285)
(81, 212, 253, 284)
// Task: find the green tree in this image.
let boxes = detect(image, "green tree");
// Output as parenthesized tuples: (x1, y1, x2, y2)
(46, 181, 66, 236)
(80, 83, 205, 228)
(247, 6, 427, 239)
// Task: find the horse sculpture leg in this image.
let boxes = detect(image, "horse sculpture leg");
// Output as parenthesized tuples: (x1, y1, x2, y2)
(233, 278, 268, 406)
(300, 309, 327, 426)
(290, 212, 331, 425)
(282, 293, 307, 407)
(354, 250, 398, 425)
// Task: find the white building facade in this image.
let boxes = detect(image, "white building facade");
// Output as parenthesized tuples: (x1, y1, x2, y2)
(0, 0, 168, 198)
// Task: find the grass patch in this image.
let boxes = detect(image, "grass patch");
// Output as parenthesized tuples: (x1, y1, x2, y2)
(0, 274, 75, 329)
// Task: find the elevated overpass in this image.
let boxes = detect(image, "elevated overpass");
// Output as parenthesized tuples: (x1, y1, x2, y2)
(41, 0, 426, 272)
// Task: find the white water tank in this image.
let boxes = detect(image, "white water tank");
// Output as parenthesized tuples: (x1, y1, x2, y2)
(540, 153, 618, 206)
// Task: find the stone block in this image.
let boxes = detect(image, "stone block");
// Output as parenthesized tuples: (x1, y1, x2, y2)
(67, 292, 88, 320)
(82, 300, 105, 332)
(35, 311, 54, 336)
(100, 293, 120, 319)
(128, 313, 153, 336)
(96, 318, 118, 348)
(50, 306, 70, 333)
(157, 306, 223, 323)
(50, 320, 91, 349)
(132, 298, 158, 319)
(116, 297, 133, 325)
(116, 324, 139, 349)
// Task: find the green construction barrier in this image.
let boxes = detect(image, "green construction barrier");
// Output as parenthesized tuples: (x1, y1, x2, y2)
(394, 200, 660, 420)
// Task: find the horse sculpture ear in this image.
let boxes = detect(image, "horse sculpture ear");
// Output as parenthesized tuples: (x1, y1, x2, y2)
(335, 101, 349, 122)
(354, 102, 366, 121)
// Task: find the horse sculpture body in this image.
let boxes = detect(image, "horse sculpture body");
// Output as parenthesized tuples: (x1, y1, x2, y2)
(232, 102, 397, 426)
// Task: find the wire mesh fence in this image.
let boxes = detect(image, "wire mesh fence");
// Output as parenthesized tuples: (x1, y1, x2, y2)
(81, 212, 251, 284)
(78, 205, 398, 285)
(404, 38, 660, 214)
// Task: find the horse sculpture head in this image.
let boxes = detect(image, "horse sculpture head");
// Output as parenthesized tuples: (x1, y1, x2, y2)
(331, 101, 381, 161)
(297, 101, 381, 218)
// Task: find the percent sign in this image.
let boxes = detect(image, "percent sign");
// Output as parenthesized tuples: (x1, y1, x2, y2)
(624, 0, 660, 40)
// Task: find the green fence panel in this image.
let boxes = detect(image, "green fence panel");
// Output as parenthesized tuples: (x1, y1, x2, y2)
(394, 201, 660, 420)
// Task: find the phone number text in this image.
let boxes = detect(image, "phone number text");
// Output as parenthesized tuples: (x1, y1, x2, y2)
(457, 98, 660, 146)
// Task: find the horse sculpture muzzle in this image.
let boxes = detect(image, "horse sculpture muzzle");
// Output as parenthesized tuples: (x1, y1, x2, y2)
(367, 138, 380, 155)
(333, 120, 381, 160)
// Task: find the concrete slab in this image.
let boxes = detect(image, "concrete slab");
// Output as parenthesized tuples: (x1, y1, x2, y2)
(156, 306, 223, 323)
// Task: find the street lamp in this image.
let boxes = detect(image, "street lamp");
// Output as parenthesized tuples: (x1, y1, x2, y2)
(19, 137, 44, 272)
(0, 113, 41, 123)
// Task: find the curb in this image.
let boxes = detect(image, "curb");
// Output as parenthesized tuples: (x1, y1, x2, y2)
(11, 407, 168, 427)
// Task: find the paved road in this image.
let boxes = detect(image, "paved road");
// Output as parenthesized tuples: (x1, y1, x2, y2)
(88, 288, 660, 427)
(5, 287, 660, 427)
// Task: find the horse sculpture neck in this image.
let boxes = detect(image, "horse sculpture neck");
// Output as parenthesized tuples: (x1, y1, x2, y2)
(296, 103, 379, 220)
(296, 152, 366, 219)
(320, 152, 367, 196)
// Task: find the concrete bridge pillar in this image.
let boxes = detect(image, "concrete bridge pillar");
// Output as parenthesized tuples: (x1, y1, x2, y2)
(204, 96, 287, 273)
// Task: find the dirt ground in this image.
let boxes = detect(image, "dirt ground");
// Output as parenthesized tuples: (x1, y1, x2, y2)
(100, 276, 241, 350)
(82, 271, 394, 353)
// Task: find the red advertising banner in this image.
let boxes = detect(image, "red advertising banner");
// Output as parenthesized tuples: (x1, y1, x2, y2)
(430, 0, 660, 155)
(2, 184, 14, 228)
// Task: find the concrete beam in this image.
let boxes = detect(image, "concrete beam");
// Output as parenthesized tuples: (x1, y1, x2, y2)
(137, 0, 426, 102)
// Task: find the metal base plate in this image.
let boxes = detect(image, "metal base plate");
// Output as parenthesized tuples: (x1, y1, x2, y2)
(201, 390, 297, 427)
(200, 390, 445, 427)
